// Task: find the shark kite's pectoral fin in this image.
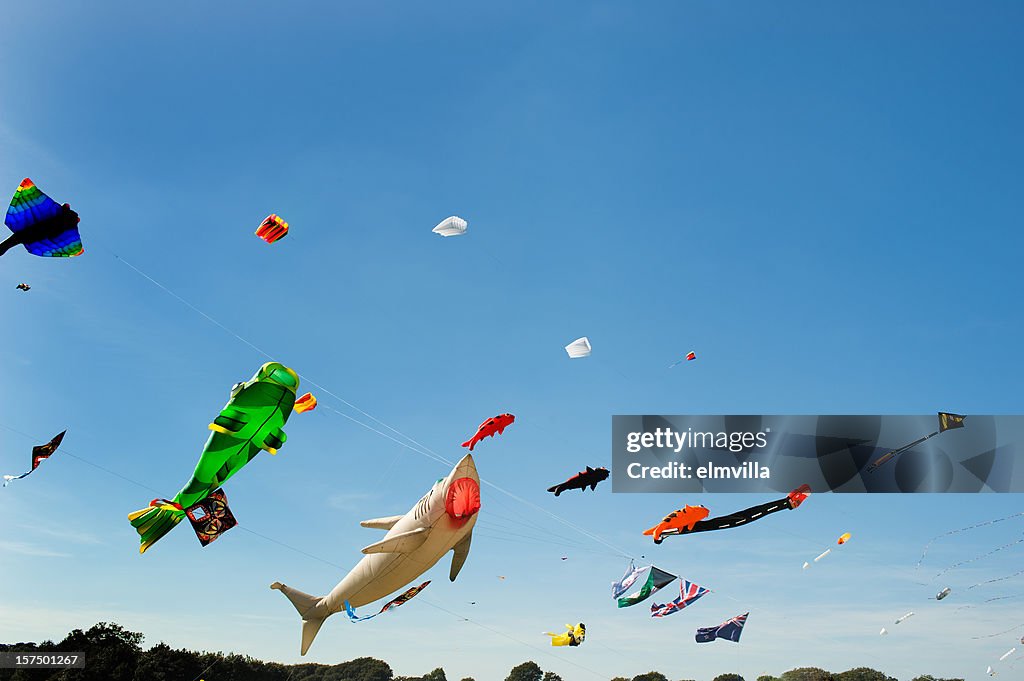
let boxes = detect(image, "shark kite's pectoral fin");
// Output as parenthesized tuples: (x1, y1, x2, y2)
(360, 515, 405, 530)
(590, 482, 597, 490)
(361, 527, 428, 554)
(261, 427, 287, 455)
(209, 407, 249, 435)
(449, 531, 473, 581)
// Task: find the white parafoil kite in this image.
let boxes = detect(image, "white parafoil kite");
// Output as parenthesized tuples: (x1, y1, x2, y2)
(999, 648, 1016, 662)
(565, 337, 592, 359)
(802, 533, 850, 570)
(895, 612, 914, 624)
(433, 216, 467, 237)
(802, 549, 831, 569)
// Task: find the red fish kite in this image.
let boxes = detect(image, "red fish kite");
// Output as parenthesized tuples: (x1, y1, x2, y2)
(462, 414, 515, 451)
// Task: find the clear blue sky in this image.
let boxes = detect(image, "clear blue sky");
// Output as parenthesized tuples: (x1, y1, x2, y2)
(1, 2, 1023, 680)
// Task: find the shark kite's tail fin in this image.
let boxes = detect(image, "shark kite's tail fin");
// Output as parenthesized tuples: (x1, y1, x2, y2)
(128, 500, 185, 554)
(271, 582, 327, 655)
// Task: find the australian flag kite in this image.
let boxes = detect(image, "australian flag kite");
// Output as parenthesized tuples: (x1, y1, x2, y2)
(695, 612, 748, 643)
(3, 430, 66, 487)
(651, 579, 710, 618)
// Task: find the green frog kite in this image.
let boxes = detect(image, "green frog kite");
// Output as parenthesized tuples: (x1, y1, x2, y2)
(129, 362, 300, 554)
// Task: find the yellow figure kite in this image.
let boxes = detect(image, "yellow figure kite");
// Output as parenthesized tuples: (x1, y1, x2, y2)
(545, 623, 586, 647)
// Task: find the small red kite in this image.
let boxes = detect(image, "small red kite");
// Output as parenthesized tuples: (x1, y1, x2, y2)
(256, 214, 289, 243)
(461, 414, 515, 451)
(295, 392, 317, 413)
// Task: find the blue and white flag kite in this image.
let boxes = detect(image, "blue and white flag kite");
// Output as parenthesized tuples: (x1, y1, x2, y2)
(695, 612, 748, 643)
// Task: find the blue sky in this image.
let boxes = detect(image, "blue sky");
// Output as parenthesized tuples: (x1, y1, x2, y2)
(1, 1, 1023, 680)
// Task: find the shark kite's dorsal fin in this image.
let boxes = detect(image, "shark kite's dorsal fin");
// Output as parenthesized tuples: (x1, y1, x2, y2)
(360, 515, 404, 531)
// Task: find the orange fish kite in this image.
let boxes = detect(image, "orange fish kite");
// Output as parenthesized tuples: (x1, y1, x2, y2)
(643, 505, 710, 543)
(644, 485, 811, 544)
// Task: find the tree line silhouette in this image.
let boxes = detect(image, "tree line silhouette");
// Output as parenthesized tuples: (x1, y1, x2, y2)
(1, 623, 964, 681)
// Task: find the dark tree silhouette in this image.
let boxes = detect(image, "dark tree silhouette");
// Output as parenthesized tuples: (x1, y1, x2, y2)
(505, 661, 543, 681)
(781, 669, 834, 681)
(835, 669, 897, 681)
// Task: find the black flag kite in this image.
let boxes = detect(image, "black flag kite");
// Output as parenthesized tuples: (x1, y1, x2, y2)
(3, 430, 66, 487)
(867, 412, 966, 473)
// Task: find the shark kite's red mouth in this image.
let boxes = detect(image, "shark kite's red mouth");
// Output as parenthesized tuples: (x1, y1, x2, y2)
(445, 477, 481, 520)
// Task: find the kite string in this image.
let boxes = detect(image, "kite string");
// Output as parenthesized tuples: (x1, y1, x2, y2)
(319, 405, 452, 468)
(188, 658, 218, 681)
(968, 569, 1024, 590)
(320, 404, 622, 555)
(107, 250, 274, 363)
(110, 246, 619, 556)
(915, 511, 1024, 570)
(106, 247, 637, 561)
(932, 537, 1024, 579)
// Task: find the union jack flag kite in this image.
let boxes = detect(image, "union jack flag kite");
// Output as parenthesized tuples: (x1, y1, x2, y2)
(695, 612, 748, 643)
(650, 579, 709, 618)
